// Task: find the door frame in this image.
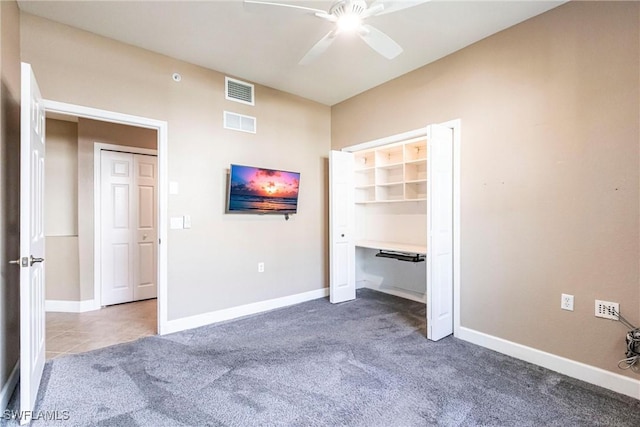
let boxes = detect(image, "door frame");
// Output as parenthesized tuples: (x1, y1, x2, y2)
(340, 119, 461, 337)
(94, 144, 158, 308)
(42, 99, 169, 335)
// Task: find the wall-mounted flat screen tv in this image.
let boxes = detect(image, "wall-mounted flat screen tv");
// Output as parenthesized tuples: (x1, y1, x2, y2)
(226, 164, 300, 215)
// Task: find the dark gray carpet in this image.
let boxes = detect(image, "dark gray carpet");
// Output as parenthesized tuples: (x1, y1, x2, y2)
(3, 289, 640, 426)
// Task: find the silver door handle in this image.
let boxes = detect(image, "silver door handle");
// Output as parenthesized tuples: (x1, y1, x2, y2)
(30, 255, 44, 266)
(9, 257, 28, 267)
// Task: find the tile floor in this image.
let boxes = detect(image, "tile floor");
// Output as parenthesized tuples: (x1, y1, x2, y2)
(46, 298, 157, 360)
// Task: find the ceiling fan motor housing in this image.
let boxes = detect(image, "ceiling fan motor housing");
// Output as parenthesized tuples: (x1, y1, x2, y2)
(330, 0, 368, 18)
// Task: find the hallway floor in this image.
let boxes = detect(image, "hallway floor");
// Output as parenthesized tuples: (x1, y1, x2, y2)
(45, 298, 156, 360)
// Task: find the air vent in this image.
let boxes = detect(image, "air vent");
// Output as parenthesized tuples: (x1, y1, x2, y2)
(225, 77, 254, 106)
(224, 111, 256, 134)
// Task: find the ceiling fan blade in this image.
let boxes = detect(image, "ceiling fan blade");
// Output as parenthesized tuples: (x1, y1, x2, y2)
(369, 0, 430, 16)
(299, 30, 337, 65)
(315, 11, 337, 23)
(359, 24, 403, 59)
(243, 0, 327, 15)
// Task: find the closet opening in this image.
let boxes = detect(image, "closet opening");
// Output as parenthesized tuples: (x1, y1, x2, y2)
(329, 120, 461, 341)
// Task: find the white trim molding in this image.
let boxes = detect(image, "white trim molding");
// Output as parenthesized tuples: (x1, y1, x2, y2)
(458, 327, 640, 400)
(342, 127, 428, 153)
(0, 362, 19, 410)
(164, 288, 329, 335)
(45, 299, 98, 313)
(42, 99, 169, 336)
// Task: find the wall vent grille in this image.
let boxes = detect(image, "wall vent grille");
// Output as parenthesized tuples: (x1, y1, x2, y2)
(225, 77, 254, 106)
(224, 111, 256, 134)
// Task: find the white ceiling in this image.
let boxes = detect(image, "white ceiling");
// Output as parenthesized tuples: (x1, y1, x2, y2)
(17, 0, 565, 106)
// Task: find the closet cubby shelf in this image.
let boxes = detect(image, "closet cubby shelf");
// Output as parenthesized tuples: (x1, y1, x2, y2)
(353, 137, 428, 204)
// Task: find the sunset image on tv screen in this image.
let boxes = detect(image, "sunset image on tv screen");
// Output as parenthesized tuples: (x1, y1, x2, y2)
(228, 165, 300, 214)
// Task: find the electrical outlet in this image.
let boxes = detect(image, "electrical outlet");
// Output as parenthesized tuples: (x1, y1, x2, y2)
(561, 294, 574, 311)
(595, 300, 619, 320)
(258, 262, 264, 273)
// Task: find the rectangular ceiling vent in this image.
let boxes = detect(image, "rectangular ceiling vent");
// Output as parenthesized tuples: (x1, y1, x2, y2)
(224, 111, 256, 134)
(225, 76, 254, 106)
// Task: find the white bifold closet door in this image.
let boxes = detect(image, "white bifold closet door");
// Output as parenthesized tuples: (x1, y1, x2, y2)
(101, 150, 157, 306)
(426, 124, 454, 341)
(329, 150, 356, 303)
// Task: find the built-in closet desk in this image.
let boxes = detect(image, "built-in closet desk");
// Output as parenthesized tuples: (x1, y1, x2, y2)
(355, 240, 427, 255)
(356, 240, 427, 255)
(355, 240, 427, 302)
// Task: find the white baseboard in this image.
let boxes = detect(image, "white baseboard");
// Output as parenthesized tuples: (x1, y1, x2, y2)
(1, 362, 19, 410)
(163, 287, 329, 335)
(458, 326, 640, 400)
(45, 299, 98, 313)
(358, 280, 425, 303)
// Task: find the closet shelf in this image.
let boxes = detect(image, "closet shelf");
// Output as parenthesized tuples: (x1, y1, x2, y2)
(377, 162, 404, 170)
(405, 159, 427, 165)
(355, 199, 426, 204)
(351, 138, 429, 203)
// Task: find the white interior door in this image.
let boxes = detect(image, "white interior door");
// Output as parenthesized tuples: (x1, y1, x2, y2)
(133, 154, 158, 300)
(329, 150, 355, 303)
(427, 124, 454, 341)
(101, 151, 157, 306)
(19, 62, 46, 424)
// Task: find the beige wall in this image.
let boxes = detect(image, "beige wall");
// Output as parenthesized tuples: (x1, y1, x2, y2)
(0, 0, 21, 397)
(45, 118, 78, 236)
(77, 118, 157, 301)
(332, 1, 640, 378)
(21, 13, 331, 318)
(44, 119, 80, 301)
(45, 236, 80, 301)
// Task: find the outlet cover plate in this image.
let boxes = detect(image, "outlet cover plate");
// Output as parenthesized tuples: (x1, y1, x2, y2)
(561, 294, 574, 311)
(595, 300, 619, 320)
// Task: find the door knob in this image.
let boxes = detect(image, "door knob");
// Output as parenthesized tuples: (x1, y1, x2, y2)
(29, 255, 44, 266)
(9, 257, 28, 267)
(143, 234, 148, 240)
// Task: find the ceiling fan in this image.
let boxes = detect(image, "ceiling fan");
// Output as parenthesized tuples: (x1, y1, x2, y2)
(244, 0, 429, 65)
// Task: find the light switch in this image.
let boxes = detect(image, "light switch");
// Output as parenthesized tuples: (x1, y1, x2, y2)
(169, 181, 179, 195)
(170, 216, 184, 229)
(183, 215, 191, 229)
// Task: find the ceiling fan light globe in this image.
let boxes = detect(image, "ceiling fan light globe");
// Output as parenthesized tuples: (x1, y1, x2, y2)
(337, 14, 362, 33)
